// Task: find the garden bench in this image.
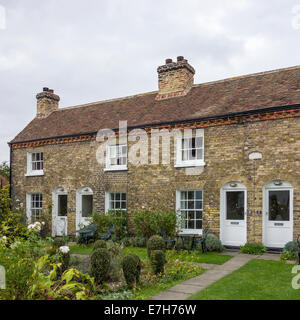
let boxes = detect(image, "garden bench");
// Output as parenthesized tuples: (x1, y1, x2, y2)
(76, 223, 98, 244)
(99, 225, 114, 241)
(192, 227, 210, 253)
(159, 227, 176, 249)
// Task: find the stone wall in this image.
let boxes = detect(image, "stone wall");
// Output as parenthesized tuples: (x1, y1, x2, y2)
(11, 116, 300, 242)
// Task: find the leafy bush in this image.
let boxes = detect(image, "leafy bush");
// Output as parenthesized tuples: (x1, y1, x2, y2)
(93, 240, 107, 251)
(122, 254, 141, 288)
(150, 250, 165, 274)
(92, 210, 128, 241)
(240, 242, 267, 255)
(147, 235, 165, 259)
(53, 237, 67, 249)
(205, 234, 224, 252)
(106, 241, 122, 281)
(0, 185, 28, 244)
(90, 248, 111, 284)
(121, 236, 147, 248)
(282, 241, 298, 260)
(133, 210, 178, 239)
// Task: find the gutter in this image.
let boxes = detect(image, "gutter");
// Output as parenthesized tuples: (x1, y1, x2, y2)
(8, 103, 300, 146)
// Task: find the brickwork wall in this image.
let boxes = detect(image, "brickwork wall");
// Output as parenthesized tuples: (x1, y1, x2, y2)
(11, 117, 300, 242)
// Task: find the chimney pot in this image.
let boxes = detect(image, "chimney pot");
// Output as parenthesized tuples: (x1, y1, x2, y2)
(43, 87, 49, 92)
(177, 56, 184, 62)
(165, 58, 173, 64)
(49, 89, 54, 94)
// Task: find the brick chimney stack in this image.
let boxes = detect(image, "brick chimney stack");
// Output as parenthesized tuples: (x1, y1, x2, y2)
(156, 56, 195, 100)
(36, 87, 60, 118)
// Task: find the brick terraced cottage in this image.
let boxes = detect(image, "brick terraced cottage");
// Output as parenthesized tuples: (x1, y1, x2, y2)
(9, 56, 300, 248)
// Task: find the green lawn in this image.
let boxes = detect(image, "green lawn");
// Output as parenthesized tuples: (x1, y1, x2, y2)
(69, 244, 232, 265)
(189, 259, 300, 300)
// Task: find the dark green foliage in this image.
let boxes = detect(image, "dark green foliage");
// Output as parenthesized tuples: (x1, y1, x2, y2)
(133, 210, 177, 239)
(282, 241, 298, 260)
(0, 161, 9, 180)
(90, 248, 111, 284)
(150, 250, 165, 274)
(61, 252, 70, 272)
(147, 235, 165, 258)
(205, 234, 224, 252)
(121, 236, 147, 248)
(122, 254, 141, 288)
(93, 240, 107, 251)
(53, 237, 66, 249)
(92, 210, 128, 241)
(240, 242, 267, 255)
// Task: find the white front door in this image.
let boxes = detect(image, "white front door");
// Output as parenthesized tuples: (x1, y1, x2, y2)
(220, 182, 247, 246)
(52, 188, 68, 237)
(263, 181, 293, 248)
(76, 188, 93, 231)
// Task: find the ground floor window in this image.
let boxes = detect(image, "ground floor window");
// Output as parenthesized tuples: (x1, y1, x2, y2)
(29, 193, 43, 221)
(177, 190, 203, 232)
(106, 192, 127, 212)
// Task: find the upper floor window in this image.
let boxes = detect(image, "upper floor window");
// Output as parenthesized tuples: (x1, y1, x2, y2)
(26, 152, 44, 176)
(175, 130, 205, 167)
(176, 190, 203, 234)
(105, 192, 127, 212)
(105, 144, 127, 171)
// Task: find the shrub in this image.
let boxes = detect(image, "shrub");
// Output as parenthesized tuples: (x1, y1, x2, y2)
(147, 235, 165, 259)
(133, 210, 178, 239)
(93, 240, 107, 251)
(205, 234, 224, 252)
(90, 248, 111, 284)
(150, 250, 165, 274)
(92, 210, 128, 241)
(240, 242, 267, 255)
(53, 237, 66, 249)
(106, 241, 122, 281)
(122, 254, 141, 288)
(282, 241, 298, 260)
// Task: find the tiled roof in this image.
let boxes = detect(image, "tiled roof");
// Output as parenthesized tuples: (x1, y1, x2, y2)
(11, 65, 300, 143)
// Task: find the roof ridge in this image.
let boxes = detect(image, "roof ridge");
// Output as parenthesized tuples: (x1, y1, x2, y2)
(56, 90, 158, 111)
(193, 65, 300, 88)
(53, 64, 300, 113)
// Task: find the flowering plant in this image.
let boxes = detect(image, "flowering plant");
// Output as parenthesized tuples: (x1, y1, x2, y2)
(59, 246, 70, 254)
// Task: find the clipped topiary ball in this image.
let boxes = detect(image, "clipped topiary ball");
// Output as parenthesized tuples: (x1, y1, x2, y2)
(122, 254, 141, 289)
(93, 240, 107, 252)
(147, 235, 165, 258)
(90, 248, 111, 284)
(150, 250, 165, 274)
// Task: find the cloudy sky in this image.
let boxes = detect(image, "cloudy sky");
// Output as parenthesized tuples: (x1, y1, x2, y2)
(0, 0, 299, 163)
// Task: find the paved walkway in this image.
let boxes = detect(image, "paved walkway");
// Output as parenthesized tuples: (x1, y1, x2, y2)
(151, 253, 275, 300)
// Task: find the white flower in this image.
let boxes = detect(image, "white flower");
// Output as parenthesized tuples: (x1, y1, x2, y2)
(28, 221, 42, 231)
(59, 246, 70, 254)
(0, 236, 7, 243)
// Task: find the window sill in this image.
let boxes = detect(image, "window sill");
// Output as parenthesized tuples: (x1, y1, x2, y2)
(104, 166, 128, 172)
(178, 230, 203, 236)
(174, 162, 206, 168)
(25, 171, 44, 177)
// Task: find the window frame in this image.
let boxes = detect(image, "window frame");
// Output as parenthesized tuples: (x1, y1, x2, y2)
(26, 152, 44, 176)
(105, 191, 127, 213)
(175, 130, 205, 168)
(104, 144, 128, 171)
(176, 189, 203, 235)
(26, 193, 43, 222)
